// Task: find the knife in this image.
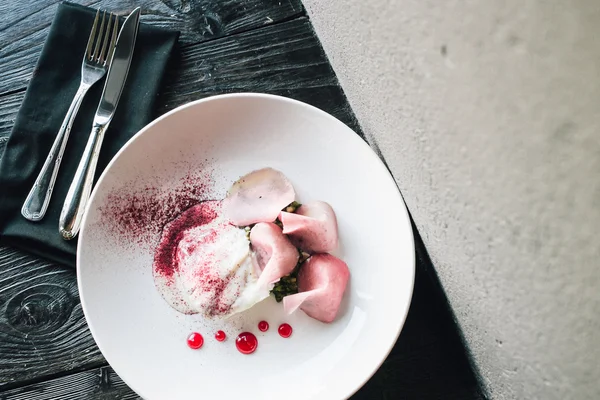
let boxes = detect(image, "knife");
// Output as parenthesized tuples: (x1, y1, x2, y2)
(59, 7, 141, 240)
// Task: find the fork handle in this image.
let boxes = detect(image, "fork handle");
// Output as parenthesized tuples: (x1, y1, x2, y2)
(21, 84, 90, 221)
(59, 122, 107, 240)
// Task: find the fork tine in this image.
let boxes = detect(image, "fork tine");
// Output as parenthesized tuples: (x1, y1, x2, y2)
(105, 15, 119, 66)
(85, 10, 100, 60)
(99, 13, 114, 64)
(92, 11, 106, 62)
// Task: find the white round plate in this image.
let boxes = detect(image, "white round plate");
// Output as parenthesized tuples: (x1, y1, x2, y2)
(78, 93, 415, 400)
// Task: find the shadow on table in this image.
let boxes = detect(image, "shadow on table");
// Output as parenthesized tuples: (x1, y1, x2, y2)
(352, 219, 488, 400)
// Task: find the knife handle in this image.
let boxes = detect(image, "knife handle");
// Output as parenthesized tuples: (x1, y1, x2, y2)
(21, 84, 90, 221)
(59, 122, 107, 240)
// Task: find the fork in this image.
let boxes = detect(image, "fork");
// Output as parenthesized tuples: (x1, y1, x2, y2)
(21, 10, 119, 221)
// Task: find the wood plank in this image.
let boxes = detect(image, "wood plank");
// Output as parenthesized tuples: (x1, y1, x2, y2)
(0, 18, 361, 146)
(0, 0, 304, 95)
(0, 257, 485, 400)
(0, 15, 361, 390)
(0, 365, 139, 400)
(0, 3, 486, 398)
(0, 247, 105, 389)
(158, 17, 361, 133)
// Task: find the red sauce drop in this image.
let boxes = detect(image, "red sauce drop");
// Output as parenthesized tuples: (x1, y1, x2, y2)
(187, 332, 204, 349)
(215, 330, 226, 342)
(235, 332, 258, 354)
(258, 320, 269, 332)
(278, 323, 293, 338)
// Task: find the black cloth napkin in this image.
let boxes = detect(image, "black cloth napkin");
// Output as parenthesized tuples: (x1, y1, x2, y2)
(0, 2, 179, 267)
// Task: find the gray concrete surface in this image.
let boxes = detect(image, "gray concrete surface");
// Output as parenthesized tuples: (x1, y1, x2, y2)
(302, 1, 600, 399)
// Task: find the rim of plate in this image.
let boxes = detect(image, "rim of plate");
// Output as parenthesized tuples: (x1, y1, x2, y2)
(77, 92, 415, 399)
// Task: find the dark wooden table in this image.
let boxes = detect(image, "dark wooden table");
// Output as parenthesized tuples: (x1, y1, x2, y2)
(0, 1, 487, 398)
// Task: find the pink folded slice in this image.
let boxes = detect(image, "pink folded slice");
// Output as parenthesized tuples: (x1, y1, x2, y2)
(250, 222, 299, 288)
(283, 253, 350, 323)
(280, 201, 338, 253)
(224, 168, 295, 226)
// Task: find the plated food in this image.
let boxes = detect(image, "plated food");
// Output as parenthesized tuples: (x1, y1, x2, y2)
(77, 93, 414, 400)
(152, 167, 350, 326)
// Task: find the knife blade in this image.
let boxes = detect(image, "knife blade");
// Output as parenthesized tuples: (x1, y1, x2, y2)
(59, 7, 141, 240)
(95, 7, 141, 125)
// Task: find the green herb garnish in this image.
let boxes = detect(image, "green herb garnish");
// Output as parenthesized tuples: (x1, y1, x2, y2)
(271, 249, 310, 302)
(284, 201, 302, 213)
